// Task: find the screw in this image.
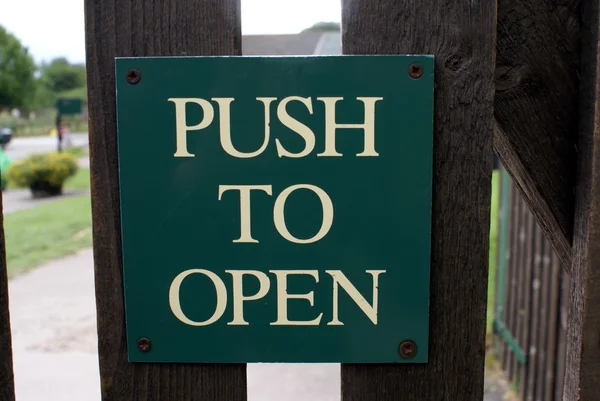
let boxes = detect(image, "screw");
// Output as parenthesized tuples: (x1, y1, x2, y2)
(408, 64, 424, 79)
(398, 340, 417, 359)
(126, 69, 141, 84)
(137, 337, 151, 352)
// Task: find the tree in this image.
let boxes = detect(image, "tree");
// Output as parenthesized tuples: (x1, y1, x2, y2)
(39, 57, 86, 94)
(301, 22, 341, 33)
(0, 26, 37, 110)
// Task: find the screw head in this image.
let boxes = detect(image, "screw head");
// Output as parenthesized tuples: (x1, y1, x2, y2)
(137, 337, 151, 352)
(398, 340, 417, 359)
(126, 69, 141, 84)
(408, 64, 424, 79)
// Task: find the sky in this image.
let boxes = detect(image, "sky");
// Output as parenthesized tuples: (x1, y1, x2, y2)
(0, 0, 341, 65)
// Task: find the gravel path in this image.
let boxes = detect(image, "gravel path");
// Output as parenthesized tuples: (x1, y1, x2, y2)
(9, 248, 100, 401)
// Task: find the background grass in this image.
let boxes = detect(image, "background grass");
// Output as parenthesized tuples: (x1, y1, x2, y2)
(4, 195, 93, 277)
(64, 167, 90, 190)
(487, 170, 500, 337)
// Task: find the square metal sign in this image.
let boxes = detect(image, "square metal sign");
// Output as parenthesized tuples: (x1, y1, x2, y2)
(56, 98, 83, 115)
(115, 55, 434, 363)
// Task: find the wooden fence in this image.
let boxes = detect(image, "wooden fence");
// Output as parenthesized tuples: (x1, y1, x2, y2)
(0, 0, 599, 400)
(493, 167, 570, 401)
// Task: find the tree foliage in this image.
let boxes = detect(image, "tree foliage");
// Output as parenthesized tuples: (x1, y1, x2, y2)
(0, 25, 37, 109)
(39, 57, 86, 94)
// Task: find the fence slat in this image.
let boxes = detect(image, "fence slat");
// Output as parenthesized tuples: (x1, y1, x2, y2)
(518, 208, 534, 400)
(543, 252, 561, 400)
(0, 192, 15, 400)
(506, 183, 521, 380)
(501, 179, 517, 370)
(340, 0, 495, 399)
(511, 193, 529, 385)
(83, 1, 246, 400)
(564, 0, 600, 398)
(524, 222, 542, 401)
(494, 171, 573, 400)
(535, 239, 551, 401)
(554, 269, 569, 400)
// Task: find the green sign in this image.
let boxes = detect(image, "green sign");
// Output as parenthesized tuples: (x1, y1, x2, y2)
(56, 98, 82, 115)
(115, 55, 434, 363)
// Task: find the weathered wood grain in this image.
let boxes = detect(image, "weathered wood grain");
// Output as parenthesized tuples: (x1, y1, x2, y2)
(0, 191, 15, 400)
(564, 0, 600, 399)
(341, 0, 495, 399)
(517, 209, 533, 401)
(493, 0, 580, 268)
(524, 222, 542, 401)
(543, 252, 561, 400)
(555, 268, 569, 400)
(535, 240, 550, 400)
(84, 1, 246, 400)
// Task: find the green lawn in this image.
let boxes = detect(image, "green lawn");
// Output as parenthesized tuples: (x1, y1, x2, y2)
(1, 152, 91, 276)
(65, 167, 90, 190)
(64, 146, 88, 159)
(3, 195, 93, 277)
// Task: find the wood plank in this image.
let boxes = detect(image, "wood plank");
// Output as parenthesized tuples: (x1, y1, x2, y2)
(502, 177, 517, 371)
(83, 1, 246, 400)
(535, 240, 551, 401)
(0, 191, 15, 400)
(554, 269, 569, 401)
(506, 185, 522, 381)
(525, 222, 543, 401)
(543, 251, 561, 400)
(340, 0, 495, 399)
(518, 208, 534, 400)
(563, 0, 600, 398)
(511, 193, 530, 385)
(493, 0, 580, 268)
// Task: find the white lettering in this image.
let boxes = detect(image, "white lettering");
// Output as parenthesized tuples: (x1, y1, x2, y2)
(276, 96, 315, 158)
(317, 97, 383, 157)
(215, 97, 272, 158)
(226, 270, 271, 325)
(273, 184, 334, 244)
(270, 270, 323, 326)
(169, 269, 227, 326)
(326, 270, 386, 325)
(218, 185, 273, 243)
(168, 98, 215, 157)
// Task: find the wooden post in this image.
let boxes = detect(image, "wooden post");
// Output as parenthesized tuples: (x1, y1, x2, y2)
(340, 0, 496, 400)
(563, 0, 600, 399)
(0, 192, 15, 400)
(84, 1, 246, 399)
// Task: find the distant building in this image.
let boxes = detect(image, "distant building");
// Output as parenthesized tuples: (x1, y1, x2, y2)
(242, 32, 341, 56)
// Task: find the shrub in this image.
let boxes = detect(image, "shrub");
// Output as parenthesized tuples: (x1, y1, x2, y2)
(6, 152, 78, 189)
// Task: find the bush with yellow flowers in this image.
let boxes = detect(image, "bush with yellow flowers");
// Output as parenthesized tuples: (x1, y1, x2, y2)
(6, 152, 78, 192)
